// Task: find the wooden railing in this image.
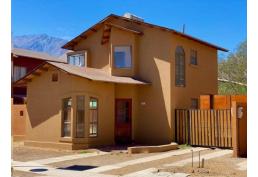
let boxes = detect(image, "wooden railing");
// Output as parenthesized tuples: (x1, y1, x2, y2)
(175, 109, 232, 148)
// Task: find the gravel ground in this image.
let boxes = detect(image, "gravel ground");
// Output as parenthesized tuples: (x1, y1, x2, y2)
(12, 142, 77, 162)
(158, 154, 246, 177)
(104, 149, 213, 176)
(49, 150, 158, 168)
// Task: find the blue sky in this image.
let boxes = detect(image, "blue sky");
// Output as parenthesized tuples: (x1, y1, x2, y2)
(12, 0, 246, 57)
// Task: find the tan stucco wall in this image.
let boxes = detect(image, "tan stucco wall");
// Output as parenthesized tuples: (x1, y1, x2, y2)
(25, 18, 218, 148)
(110, 27, 137, 77)
(74, 27, 110, 72)
(12, 102, 26, 141)
(26, 66, 115, 148)
(107, 19, 218, 144)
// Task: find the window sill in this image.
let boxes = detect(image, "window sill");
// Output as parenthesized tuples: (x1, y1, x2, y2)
(59, 137, 88, 143)
(113, 67, 132, 70)
(59, 137, 72, 143)
(189, 64, 198, 68)
(175, 85, 186, 88)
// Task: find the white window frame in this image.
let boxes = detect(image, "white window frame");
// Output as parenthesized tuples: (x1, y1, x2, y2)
(67, 51, 86, 67)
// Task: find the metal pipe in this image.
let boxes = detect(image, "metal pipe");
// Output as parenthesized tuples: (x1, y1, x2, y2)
(191, 149, 194, 168)
(199, 151, 201, 168)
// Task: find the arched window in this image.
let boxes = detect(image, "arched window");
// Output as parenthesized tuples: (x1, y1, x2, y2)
(175, 46, 185, 86)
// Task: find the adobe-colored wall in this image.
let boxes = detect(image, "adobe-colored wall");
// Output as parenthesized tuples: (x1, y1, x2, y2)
(26, 66, 115, 148)
(54, 18, 218, 145)
(11, 102, 26, 141)
(110, 27, 137, 77)
(74, 27, 110, 72)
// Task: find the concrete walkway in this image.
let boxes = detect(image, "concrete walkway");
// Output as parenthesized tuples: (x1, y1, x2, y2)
(12, 160, 116, 177)
(31, 151, 108, 165)
(236, 160, 247, 171)
(87, 147, 206, 173)
(163, 149, 232, 167)
(13, 148, 233, 177)
(124, 168, 189, 177)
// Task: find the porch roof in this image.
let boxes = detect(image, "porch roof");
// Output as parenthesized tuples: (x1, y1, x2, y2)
(12, 48, 67, 63)
(14, 62, 150, 86)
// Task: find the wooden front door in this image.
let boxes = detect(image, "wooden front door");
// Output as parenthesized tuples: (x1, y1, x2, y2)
(115, 99, 132, 144)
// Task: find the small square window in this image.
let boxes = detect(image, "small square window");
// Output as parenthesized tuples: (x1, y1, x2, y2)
(20, 110, 24, 116)
(89, 98, 98, 109)
(191, 98, 199, 109)
(52, 73, 58, 82)
(190, 50, 198, 65)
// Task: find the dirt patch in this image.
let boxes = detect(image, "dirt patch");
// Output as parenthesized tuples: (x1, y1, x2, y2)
(49, 150, 156, 168)
(159, 154, 246, 177)
(12, 142, 77, 162)
(104, 149, 213, 176)
(13, 170, 45, 177)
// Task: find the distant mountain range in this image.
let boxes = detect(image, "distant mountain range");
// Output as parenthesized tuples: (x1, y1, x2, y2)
(12, 34, 68, 57)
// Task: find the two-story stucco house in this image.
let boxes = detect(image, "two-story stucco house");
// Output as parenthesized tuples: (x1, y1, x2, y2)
(15, 14, 228, 150)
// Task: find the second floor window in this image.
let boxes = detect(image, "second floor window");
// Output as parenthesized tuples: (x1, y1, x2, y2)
(68, 54, 85, 67)
(175, 46, 185, 87)
(190, 50, 198, 65)
(114, 46, 132, 68)
(13, 66, 27, 81)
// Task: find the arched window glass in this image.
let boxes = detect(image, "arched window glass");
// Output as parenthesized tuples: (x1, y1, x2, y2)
(175, 46, 185, 86)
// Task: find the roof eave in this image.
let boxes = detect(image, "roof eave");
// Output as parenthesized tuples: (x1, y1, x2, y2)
(63, 14, 229, 52)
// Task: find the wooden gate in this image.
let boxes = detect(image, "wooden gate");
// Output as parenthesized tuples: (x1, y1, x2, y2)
(175, 109, 232, 148)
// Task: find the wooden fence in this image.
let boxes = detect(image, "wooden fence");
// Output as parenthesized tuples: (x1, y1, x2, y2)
(175, 109, 232, 148)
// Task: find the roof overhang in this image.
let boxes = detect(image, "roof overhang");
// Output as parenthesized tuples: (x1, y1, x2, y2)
(62, 14, 228, 52)
(14, 62, 151, 87)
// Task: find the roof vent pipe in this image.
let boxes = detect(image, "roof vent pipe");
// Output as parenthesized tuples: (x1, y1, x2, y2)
(123, 13, 144, 22)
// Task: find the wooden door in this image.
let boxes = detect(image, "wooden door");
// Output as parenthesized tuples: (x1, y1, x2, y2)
(115, 99, 132, 144)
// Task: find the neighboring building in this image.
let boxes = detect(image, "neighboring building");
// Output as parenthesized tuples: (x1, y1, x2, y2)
(14, 14, 228, 150)
(11, 48, 66, 104)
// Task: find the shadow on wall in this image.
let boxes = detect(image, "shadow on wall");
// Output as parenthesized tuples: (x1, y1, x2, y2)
(136, 29, 172, 144)
(27, 70, 61, 128)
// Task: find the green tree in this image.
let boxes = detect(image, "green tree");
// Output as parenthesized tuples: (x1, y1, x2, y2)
(218, 40, 247, 95)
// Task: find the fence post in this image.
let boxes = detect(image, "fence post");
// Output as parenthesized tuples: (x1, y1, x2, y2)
(187, 110, 191, 145)
(175, 109, 177, 143)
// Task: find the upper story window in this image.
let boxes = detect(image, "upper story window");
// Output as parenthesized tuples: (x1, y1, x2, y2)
(67, 53, 85, 67)
(114, 46, 132, 68)
(175, 46, 185, 87)
(190, 49, 198, 65)
(13, 66, 27, 81)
